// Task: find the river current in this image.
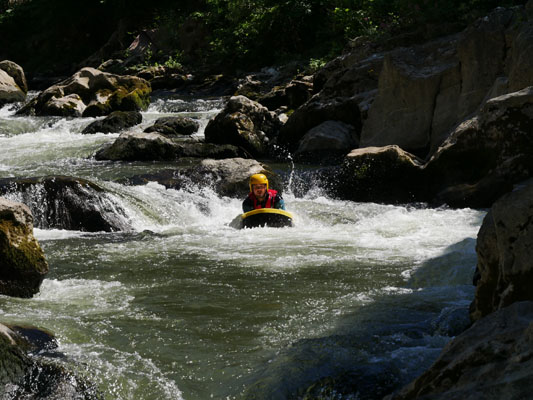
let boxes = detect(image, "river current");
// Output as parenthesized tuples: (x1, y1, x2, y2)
(0, 94, 485, 399)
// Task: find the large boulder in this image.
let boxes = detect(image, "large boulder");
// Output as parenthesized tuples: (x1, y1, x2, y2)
(204, 95, 282, 157)
(0, 177, 131, 232)
(0, 69, 26, 106)
(386, 301, 533, 400)
(123, 158, 282, 199)
(17, 67, 151, 117)
(0, 60, 28, 94)
(187, 158, 283, 198)
(294, 120, 358, 164)
(82, 111, 142, 134)
(0, 198, 48, 298)
(424, 86, 533, 208)
(329, 145, 425, 204)
(95, 131, 247, 161)
(470, 181, 533, 322)
(277, 94, 362, 153)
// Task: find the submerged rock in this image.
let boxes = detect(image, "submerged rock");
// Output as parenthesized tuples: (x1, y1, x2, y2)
(0, 322, 100, 399)
(0, 176, 131, 232)
(0, 198, 48, 298)
(17, 67, 151, 117)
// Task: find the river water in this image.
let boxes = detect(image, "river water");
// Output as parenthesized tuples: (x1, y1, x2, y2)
(0, 94, 485, 399)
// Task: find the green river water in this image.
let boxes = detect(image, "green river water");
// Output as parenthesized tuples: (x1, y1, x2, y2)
(0, 96, 485, 399)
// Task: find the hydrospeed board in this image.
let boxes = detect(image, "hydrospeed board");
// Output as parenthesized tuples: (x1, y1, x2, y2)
(241, 208, 293, 228)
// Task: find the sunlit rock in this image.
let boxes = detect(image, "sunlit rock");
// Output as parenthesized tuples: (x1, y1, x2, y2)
(0, 60, 28, 94)
(204, 95, 281, 157)
(0, 69, 25, 106)
(17, 67, 151, 117)
(0, 198, 48, 298)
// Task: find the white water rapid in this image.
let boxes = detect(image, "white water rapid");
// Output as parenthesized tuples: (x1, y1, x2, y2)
(0, 95, 485, 399)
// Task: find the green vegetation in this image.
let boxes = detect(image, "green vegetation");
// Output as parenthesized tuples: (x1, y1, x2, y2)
(0, 0, 527, 77)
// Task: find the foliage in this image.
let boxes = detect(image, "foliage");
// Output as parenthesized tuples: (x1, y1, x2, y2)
(0, 0, 528, 76)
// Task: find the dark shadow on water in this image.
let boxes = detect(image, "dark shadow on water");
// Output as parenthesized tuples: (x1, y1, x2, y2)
(239, 238, 478, 400)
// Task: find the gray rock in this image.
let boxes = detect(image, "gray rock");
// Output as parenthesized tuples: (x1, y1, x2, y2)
(470, 181, 533, 321)
(330, 145, 424, 204)
(278, 94, 362, 152)
(204, 95, 281, 157)
(144, 116, 199, 137)
(189, 158, 282, 197)
(294, 120, 358, 163)
(424, 86, 533, 208)
(0, 322, 100, 398)
(0, 198, 48, 298)
(95, 131, 247, 161)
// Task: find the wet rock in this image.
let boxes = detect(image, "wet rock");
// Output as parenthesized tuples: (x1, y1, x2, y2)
(188, 158, 282, 197)
(0, 176, 131, 232)
(0, 198, 48, 298)
(204, 95, 282, 157)
(470, 181, 533, 322)
(386, 301, 533, 400)
(82, 110, 142, 134)
(424, 86, 533, 208)
(123, 157, 281, 198)
(17, 67, 151, 117)
(0, 60, 28, 94)
(144, 116, 199, 137)
(330, 145, 425, 204)
(294, 120, 358, 164)
(0, 322, 101, 399)
(95, 131, 247, 161)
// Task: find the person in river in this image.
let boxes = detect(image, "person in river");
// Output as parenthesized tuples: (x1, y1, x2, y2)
(242, 173, 285, 212)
